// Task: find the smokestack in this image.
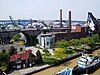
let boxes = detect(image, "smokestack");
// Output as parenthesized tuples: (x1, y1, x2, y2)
(68, 11, 71, 28)
(60, 9, 63, 28)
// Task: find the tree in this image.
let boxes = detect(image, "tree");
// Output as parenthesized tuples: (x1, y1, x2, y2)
(79, 36, 94, 49)
(69, 39, 79, 46)
(0, 51, 9, 71)
(53, 48, 67, 59)
(85, 36, 94, 46)
(36, 50, 42, 63)
(42, 52, 51, 63)
(29, 53, 37, 63)
(79, 38, 86, 45)
(12, 33, 21, 42)
(8, 46, 16, 56)
(55, 39, 69, 48)
(91, 34, 100, 43)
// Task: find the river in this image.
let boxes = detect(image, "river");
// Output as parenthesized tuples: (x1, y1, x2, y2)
(32, 49, 100, 75)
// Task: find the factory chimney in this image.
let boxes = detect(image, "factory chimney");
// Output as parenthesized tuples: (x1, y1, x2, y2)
(68, 11, 71, 29)
(60, 9, 63, 28)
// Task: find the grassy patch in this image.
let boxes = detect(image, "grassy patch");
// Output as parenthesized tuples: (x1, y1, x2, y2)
(34, 45, 43, 49)
(16, 40, 25, 45)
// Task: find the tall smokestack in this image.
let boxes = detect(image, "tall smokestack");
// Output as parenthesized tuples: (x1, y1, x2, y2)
(68, 11, 71, 28)
(60, 9, 63, 28)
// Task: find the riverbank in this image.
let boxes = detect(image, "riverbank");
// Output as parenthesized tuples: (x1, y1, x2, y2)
(32, 48, 100, 75)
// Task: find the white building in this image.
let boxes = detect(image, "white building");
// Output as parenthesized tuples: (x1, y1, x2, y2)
(37, 34, 55, 49)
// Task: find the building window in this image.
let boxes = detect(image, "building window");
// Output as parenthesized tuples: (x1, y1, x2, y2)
(50, 38, 52, 44)
(16, 60, 21, 64)
(44, 38, 45, 47)
(47, 42, 49, 45)
(29, 63, 32, 67)
(23, 64, 26, 68)
(13, 66, 16, 68)
(50, 41, 52, 44)
(26, 60, 28, 63)
(17, 65, 21, 69)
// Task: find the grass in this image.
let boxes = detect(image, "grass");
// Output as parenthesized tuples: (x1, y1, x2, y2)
(34, 45, 43, 49)
(16, 40, 25, 45)
(42, 48, 79, 64)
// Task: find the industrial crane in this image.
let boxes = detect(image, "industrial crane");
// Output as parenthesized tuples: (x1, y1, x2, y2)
(38, 20, 50, 29)
(87, 12, 100, 36)
(9, 15, 18, 27)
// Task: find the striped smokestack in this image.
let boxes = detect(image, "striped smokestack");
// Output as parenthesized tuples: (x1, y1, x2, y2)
(68, 11, 71, 28)
(60, 9, 63, 28)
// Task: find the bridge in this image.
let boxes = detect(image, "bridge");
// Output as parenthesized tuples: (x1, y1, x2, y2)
(0, 28, 71, 46)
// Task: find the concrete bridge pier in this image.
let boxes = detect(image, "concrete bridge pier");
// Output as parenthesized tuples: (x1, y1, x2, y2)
(26, 36, 37, 46)
(1, 37, 11, 45)
(4, 38, 10, 44)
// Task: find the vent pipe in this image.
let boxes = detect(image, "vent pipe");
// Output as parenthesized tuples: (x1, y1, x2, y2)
(68, 11, 71, 28)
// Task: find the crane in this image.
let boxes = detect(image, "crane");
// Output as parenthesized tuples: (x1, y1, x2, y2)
(9, 15, 18, 27)
(38, 20, 50, 29)
(87, 12, 100, 36)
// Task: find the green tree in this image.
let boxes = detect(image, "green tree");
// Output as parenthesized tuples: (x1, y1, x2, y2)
(0, 51, 9, 71)
(79, 38, 86, 44)
(12, 33, 21, 42)
(36, 50, 42, 63)
(68, 39, 79, 47)
(91, 34, 100, 43)
(79, 36, 94, 49)
(9, 46, 16, 56)
(55, 39, 69, 48)
(42, 52, 51, 63)
(86, 36, 94, 46)
(29, 53, 37, 63)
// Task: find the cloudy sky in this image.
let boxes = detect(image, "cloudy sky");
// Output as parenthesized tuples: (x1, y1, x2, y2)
(0, 0, 99, 20)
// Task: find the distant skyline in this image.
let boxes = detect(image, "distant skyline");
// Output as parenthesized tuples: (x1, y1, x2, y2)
(0, 0, 99, 21)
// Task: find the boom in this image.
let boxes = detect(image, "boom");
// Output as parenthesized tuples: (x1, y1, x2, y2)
(9, 16, 17, 27)
(87, 12, 100, 34)
(39, 21, 48, 27)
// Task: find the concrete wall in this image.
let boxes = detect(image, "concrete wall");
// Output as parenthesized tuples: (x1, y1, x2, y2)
(0, 44, 25, 52)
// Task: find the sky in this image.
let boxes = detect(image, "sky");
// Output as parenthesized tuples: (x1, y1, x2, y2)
(0, 0, 99, 21)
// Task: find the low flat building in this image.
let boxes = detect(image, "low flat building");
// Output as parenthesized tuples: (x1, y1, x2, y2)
(37, 34, 55, 49)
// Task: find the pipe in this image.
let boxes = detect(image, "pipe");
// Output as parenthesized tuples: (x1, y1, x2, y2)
(60, 9, 63, 28)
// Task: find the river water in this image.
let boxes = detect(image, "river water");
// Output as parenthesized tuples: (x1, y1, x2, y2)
(32, 49, 100, 75)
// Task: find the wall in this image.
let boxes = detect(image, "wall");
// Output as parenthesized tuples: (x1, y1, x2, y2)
(54, 32, 87, 42)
